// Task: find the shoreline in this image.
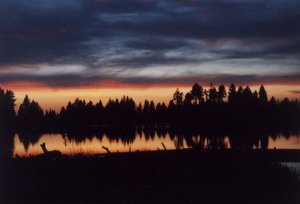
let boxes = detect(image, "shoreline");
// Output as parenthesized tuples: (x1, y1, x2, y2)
(9, 148, 300, 162)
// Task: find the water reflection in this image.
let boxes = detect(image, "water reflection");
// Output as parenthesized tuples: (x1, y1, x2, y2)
(0, 129, 15, 158)
(10, 127, 300, 157)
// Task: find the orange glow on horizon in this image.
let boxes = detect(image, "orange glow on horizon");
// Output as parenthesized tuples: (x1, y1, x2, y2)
(0, 81, 299, 112)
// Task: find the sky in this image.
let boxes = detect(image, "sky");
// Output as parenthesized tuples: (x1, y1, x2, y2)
(0, 0, 299, 110)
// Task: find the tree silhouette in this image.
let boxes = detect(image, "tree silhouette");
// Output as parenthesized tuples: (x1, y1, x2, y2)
(203, 89, 209, 102)
(242, 86, 253, 104)
(190, 83, 204, 104)
(173, 88, 184, 106)
(17, 96, 44, 132)
(228, 84, 237, 104)
(184, 92, 193, 105)
(0, 88, 16, 128)
(259, 85, 268, 104)
(208, 84, 218, 104)
(44, 109, 59, 130)
(252, 90, 259, 103)
(217, 84, 227, 103)
(95, 100, 104, 124)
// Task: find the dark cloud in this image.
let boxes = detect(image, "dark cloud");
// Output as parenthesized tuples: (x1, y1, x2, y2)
(0, 0, 300, 86)
(214, 40, 300, 60)
(97, 51, 212, 68)
(0, 71, 299, 88)
(116, 73, 300, 86)
(124, 38, 186, 51)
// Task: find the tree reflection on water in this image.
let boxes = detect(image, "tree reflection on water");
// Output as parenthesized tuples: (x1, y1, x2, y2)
(9, 126, 300, 157)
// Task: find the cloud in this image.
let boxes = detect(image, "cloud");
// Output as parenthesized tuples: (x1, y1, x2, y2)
(0, 0, 300, 86)
(124, 38, 186, 51)
(0, 67, 299, 87)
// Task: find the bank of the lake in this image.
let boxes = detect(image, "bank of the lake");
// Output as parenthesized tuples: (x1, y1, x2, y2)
(1, 150, 300, 204)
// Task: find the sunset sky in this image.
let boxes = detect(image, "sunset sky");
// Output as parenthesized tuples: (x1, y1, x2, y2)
(0, 0, 299, 110)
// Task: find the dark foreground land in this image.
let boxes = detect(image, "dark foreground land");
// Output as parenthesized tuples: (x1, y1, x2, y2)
(1, 150, 300, 204)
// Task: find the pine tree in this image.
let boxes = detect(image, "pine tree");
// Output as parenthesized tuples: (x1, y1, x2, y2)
(259, 85, 268, 104)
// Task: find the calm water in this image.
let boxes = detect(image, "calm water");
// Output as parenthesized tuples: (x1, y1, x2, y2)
(13, 129, 300, 157)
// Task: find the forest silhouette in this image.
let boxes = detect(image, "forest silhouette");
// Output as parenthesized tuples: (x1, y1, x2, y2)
(1, 83, 300, 132)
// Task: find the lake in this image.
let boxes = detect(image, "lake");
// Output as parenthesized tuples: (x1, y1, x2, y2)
(13, 128, 300, 157)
